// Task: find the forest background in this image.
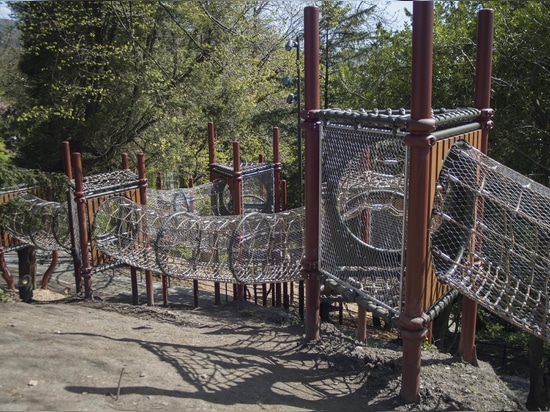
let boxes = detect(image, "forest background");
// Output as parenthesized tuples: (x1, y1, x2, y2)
(0, 0, 550, 408)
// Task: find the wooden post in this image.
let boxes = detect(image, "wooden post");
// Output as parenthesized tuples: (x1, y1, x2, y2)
(399, 1, 435, 403)
(137, 153, 154, 306)
(208, 122, 222, 305)
(460, 8, 495, 366)
(302, 5, 321, 341)
(232, 141, 244, 301)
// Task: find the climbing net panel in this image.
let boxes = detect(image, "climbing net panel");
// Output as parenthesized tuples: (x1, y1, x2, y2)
(431, 142, 550, 341)
(93, 193, 305, 284)
(318, 107, 483, 320)
(319, 110, 408, 318)
(2, 193, 70, 251)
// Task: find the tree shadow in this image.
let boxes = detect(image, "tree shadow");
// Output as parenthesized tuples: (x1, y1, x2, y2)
(61, 323, 407, 411)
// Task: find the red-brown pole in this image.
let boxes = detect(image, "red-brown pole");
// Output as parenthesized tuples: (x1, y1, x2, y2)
(155, 171, 169, 307)
(61, 141, 83, 294)
(460, 8, 495, 366)
(273, 127, 281, 213)
(400, 1, 436, 403)
(232, 141, 245, 301)
(137, 153, 154, 306)
(121, 153, 129, 170)
(0, 242, 14, 290)
(188, 176, 200, 308)
(72, 152, 94, 299)
(122, 151, 139, 304)
(302, 5, 321, 341)
(208, 122, 221, 305)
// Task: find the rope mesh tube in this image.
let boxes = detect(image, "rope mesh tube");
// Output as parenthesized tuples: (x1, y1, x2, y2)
(431, 142, 550, 341)
(2, 193, 70, 251)
(93, 194, 305, 284)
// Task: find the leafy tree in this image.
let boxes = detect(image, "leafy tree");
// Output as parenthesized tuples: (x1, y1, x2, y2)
(8, 1, 301, 196)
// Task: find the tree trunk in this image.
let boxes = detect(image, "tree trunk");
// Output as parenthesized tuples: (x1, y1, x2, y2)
(17, 246, 37, 289)
(526, 334, 550, 411)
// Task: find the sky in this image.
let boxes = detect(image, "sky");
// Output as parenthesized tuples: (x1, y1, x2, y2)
(0, 1, 10, 19)
(384, 1, 413, 28)
(0, 1, 413, 23)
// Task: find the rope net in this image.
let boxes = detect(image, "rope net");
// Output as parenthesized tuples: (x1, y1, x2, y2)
(2, 193, 71, 251)
(431, 142, 550, 341)
(93, 193, 305, 284)
(320, 121, 407, 317)
(147, 178, 229, 215)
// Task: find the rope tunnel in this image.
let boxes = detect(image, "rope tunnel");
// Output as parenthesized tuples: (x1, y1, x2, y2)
(92, 193, 305, 285)
(2, 192, 71, 251)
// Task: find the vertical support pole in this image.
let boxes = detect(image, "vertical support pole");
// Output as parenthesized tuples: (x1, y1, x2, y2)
(302, 5, 321, 341)
(357, 307, 367, 343)
(232, 141, 244, 301)
(0, 242, 14, 290)
(156, 171, 169, 307)
(121, 153, 129, 171)
(189, 176, 200, 309)
(273, 127, 281, 213)
(137, 153, 154, 306)
(121, 152, 139, 304)
(72, 152, 93, 299)
(62, 141, 82, 294)
(208, 121, 221, 305)
(460, 8, 495, 366)
(399, 1, 435, 404)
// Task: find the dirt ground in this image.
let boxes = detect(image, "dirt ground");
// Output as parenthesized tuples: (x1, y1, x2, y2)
(0, 251, 527, 411)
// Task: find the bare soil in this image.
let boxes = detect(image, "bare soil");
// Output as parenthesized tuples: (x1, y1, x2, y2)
(0, 252, 527, 411)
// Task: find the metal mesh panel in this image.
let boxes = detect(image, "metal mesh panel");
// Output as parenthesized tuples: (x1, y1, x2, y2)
(431, 142, 550, 341)
(321, 124, 407, 316)
(2, 193, 70, 251)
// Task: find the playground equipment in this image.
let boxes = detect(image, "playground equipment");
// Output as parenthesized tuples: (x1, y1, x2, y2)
(92, 194, 305, 285)
(317, 107, 483, 324)
(2, 2, 549, 405)
(431, 142, 550, 341)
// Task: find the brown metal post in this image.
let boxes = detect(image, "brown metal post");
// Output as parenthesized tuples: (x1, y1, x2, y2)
(72, 153, 93, 299)
(399, 1, 436, 403)
(208, 122, 221, 305)
(121, 153, 129, 170)
(155, 171, 169, 307)
(460, 8, 495, 366)
(61, 141, 83, 293)
(302, 5, 321, 341)
(273, 127, 281, 213)
(357, 307, 367, 343)
(188, 176, 200, 308)
(232, 141, 245, 301)
(137, 153, 154, 306)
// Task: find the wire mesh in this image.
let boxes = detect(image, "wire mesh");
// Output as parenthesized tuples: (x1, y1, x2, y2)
(320, 123, 407, 316)
(2, 193, 70, 251)
(431, 142, 550, 341)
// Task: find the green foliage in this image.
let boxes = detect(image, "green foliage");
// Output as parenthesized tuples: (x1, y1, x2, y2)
(0, 287, 15, 303)
(8, 1, 302, 189)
